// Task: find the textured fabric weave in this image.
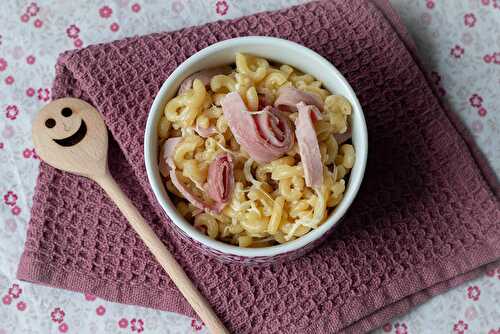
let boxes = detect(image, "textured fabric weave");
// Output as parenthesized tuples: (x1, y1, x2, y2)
(17, 1, 500, 333)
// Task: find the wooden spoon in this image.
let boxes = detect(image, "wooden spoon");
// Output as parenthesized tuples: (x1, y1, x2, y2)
(32, 97, 229, 334)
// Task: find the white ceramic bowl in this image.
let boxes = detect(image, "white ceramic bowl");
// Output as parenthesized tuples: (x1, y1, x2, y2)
(145, 36, 368, 264)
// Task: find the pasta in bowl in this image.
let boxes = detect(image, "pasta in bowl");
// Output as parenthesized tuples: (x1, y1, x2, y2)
(145, 37, 367, 264)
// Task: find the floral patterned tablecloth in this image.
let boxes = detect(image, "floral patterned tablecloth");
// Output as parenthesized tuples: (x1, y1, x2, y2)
(0, 0, 499, 333)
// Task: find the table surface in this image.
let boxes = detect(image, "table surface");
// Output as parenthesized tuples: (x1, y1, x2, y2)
(0, 0, 499, 333)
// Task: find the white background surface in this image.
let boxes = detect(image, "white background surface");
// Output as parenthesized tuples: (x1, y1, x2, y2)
(0, 0, 499, 333)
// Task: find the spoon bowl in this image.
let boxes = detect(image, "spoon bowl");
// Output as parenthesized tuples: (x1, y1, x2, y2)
(32, 98, 108, 178)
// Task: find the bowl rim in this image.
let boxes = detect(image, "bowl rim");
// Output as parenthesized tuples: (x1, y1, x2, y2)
(145, 36, 368, 258)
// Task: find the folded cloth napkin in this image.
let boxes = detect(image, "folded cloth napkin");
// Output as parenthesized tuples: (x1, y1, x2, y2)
(18, 0, 500, 333)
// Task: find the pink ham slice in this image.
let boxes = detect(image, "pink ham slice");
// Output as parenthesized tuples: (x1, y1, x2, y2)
(334, 125, 352, 145)
(194, 124, 218, 138)
(168, 168, 225, 213)
(274, 87, 324, 112)
(295, 102, 323, 188)
(258, 93, 273, 109)
(160, 137, 227, 214)
(254, 106, 288, 147)
(159, 137, 182, 177)
(222, 92, 294, 163)
(206, 153, 234, 204)
(178, 66, 232, 95)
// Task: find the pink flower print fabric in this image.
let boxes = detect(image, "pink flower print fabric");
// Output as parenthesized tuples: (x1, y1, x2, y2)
(18, 0, 500, 333)
(0, 0, 500, 334)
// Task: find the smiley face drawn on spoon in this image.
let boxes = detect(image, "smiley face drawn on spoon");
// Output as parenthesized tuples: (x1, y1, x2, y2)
(32, 98, 108, 177)
(44, 107, 88, 147)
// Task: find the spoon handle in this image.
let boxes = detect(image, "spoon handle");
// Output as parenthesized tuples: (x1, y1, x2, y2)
(95, 171, 229, 334)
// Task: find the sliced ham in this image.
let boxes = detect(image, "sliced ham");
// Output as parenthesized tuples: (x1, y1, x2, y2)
(254, 106, 287, 146)
(169, 169, 209, 210)
(274, 87, 324, 112)
(258, 93, 273, 109)
(194, 124, 218, 138)
(159, 137, 182, 177)
(222, 92, 294, 163)
(206, 153, 234, 204)
(178, 66, 232, 95)
(295, 102, 323, 188)
(160, 137, 226, 214)
(334, 125, 352, 145)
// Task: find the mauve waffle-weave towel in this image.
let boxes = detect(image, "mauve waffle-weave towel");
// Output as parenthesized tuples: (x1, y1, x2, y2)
(17, 0, 500, 333)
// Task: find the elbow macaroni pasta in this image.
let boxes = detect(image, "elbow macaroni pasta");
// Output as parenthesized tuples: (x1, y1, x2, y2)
(159, 53, 356, 247)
